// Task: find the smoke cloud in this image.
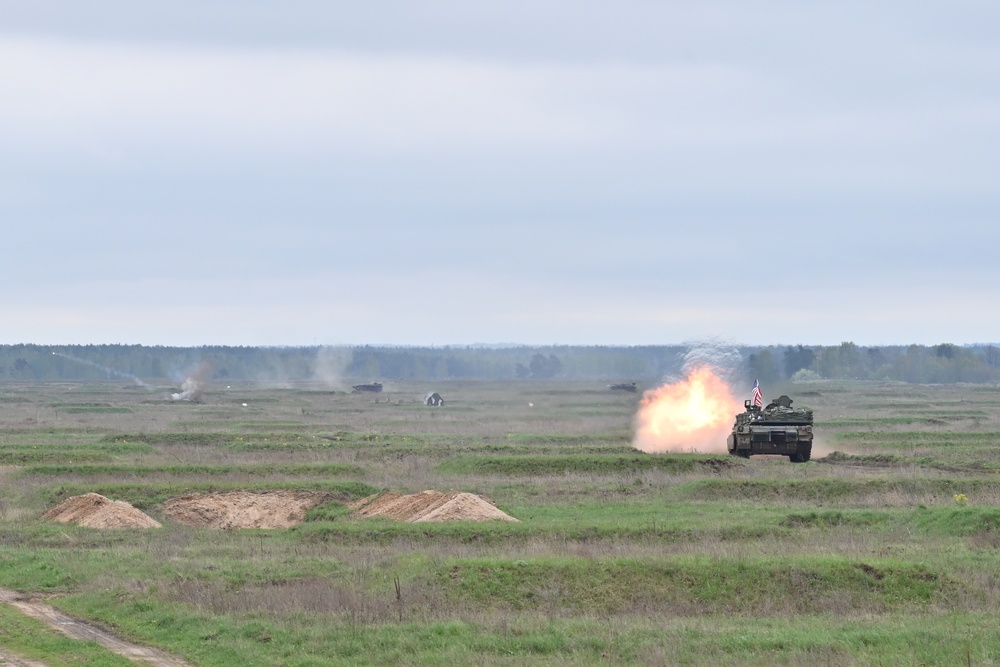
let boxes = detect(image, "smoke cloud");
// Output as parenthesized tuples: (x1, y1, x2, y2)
(632, 340, 744, 454)
(170, 361, 213, 401)
(678, 337, 744, 385)
(51, 351, 152, 388)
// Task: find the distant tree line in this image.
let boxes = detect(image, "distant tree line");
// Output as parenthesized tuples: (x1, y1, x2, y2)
(0, 342, 998, 385)
(747, 342, 1000, 384)
(0, 344, 683, 384)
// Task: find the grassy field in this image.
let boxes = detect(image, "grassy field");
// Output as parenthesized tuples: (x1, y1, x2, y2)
(0, 378, 998, 665)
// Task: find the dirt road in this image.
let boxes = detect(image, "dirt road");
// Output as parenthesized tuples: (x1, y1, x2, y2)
(0, 650, 49, 667)
(0, 587, 194, 667)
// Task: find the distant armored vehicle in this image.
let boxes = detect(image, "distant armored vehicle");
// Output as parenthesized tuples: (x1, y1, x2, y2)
(608, 382, 638, 393)
(727, 394, 813, 462)
(352, 382, 383, 393)
(425, 392, 444, 406)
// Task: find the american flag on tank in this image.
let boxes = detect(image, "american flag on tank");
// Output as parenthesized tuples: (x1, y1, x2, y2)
(751, 379, 763, 407)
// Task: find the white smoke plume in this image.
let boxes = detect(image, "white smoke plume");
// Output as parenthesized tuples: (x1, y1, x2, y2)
(170, 362, 213, 401)
(51, 351, 152, 389)
(678, 337, 743, 384)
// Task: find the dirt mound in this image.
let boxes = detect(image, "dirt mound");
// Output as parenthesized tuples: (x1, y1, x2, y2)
(353, 490, 518, 523)
(42, 493, 161, 529)
(162, 490, 330, 529)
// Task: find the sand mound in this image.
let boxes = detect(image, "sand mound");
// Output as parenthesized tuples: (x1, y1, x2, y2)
(42, 493, 161, 529)
(162, 490, 330, 529)
(353, 490, 518, 523)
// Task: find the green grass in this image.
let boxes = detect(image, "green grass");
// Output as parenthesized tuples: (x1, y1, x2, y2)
(911, 505, 1000, 536)
(835, 431, 1000, 444)
(101, 432, 229, 446)
(431, 555, 958, 614)
(820, 415, 983, 427)
(0, 603, 135, 666)
(174, 419, 312, 430)
(437, 453, 737, 476)
(817, 450, 909, 466)
(0, 441, 155, 464)
(500, 432, 630, 445)
(40, 570, 1000, 667)
(301, 492, 789, 543)
(49, 402, 117, 407)
(819, 449, 1000, 473)
(59, 406, 135, 414)
(18, 463, 365, 478)
(829, 431, 1000, 466)
(2, 379, 1000, 666)
(681, 477, 1000, 503)
(298, 502, 992, 544)
(780, 509, 891, 528)
(102, 430, 440, 452)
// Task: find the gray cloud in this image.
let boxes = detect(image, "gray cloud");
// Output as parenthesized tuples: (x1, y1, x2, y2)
(1, 2, 998, 346)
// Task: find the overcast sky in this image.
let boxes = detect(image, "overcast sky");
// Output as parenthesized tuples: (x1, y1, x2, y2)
(2, 2, 998, 347)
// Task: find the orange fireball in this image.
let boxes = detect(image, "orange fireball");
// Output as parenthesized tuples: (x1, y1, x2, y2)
(632, 366, 741, 454)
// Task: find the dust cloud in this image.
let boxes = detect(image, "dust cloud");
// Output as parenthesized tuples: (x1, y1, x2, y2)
(313, 346, 351, 390)
(809, 436, 843, 458)
(171, 362, 213, 401)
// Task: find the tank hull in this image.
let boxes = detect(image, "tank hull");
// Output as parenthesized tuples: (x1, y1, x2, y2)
(727, 424, 813, 462)
(727, 394, 814, 462)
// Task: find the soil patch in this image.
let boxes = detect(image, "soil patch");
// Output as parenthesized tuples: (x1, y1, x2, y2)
(41, 493, 161, 529)
(162, 490, 330, 529)
(0, 648, 48, 667)
(0, 586, 193, 667)
(352, 490, 518, 522)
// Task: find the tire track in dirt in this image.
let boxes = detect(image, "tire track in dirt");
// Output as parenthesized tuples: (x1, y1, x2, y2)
(0, 587, 194, 667)
(0, 650, 49, 667)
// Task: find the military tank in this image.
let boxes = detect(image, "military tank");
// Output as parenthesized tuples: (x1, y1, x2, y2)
(727, 394, 813, 462)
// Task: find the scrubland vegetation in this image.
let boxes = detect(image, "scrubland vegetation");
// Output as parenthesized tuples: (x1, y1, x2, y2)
(1, 379, 998, 665)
